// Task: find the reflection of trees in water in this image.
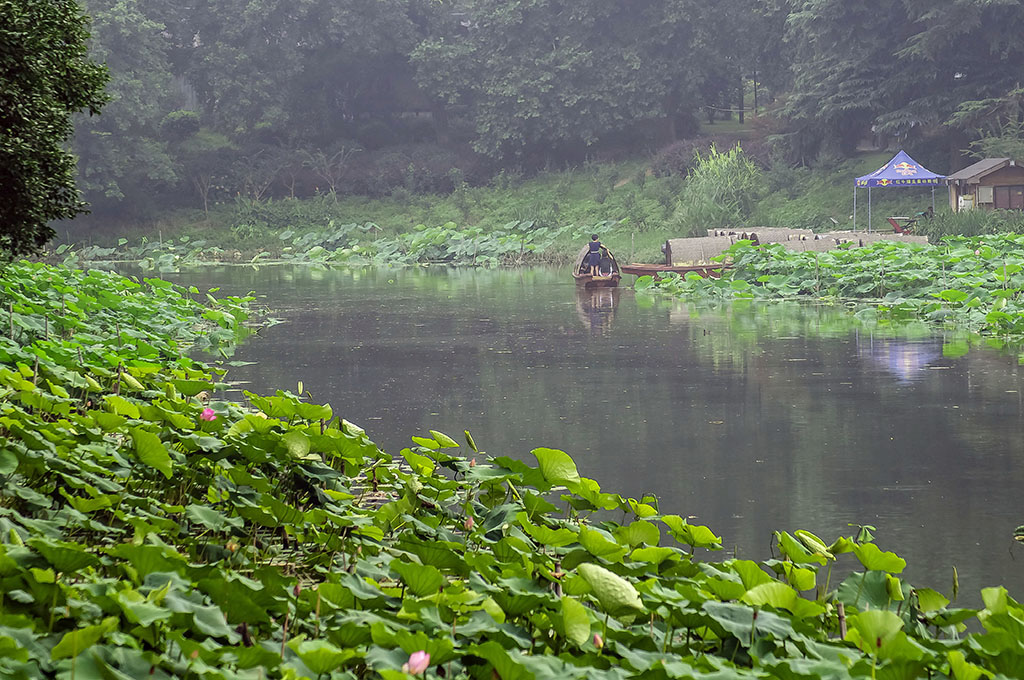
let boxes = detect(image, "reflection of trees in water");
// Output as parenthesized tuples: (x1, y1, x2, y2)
(576, 288, 619, 335)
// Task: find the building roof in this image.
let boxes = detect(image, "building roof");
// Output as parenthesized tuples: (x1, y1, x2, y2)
(947, 158, 1012, 182)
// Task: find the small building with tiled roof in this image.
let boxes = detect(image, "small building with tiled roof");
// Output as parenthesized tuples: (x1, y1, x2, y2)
(947, 158, 1024, 211)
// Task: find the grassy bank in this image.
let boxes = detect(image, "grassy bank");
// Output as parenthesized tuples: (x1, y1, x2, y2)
(2, 261, 1024, 678)
(61, 146, 1024, 270)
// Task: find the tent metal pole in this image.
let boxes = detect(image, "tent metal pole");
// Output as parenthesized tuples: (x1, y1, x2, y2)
(868, 188, 872, 232)
(853, 186, 857, 231)
(931, 187, 935, 213)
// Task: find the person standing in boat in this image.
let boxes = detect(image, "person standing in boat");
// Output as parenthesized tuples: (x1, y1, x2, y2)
(587, 234, 607, 276)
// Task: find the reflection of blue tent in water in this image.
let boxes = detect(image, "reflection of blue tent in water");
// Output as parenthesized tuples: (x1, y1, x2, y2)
(854, 150, 945, 231)
(860, 338, 943, 382)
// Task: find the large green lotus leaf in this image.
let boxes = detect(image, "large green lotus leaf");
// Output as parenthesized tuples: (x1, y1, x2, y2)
(578, 563, 643, 616)
(429, 429, 460, 448)
(91, 411, 127, 431)
(185, 504, 243, 533)
(531, 447, 580, 486)
(630, 546, 681, 565)
(401, 448, 435, 476)
(190, 604, 237, 639)
(703, 601, 794, 641)
(0, 449, 18, 475)
(578, 527, 627, 562)
(290, 640, 355, 676)
(465, 641, 533, 680)
(390, 559, 445, 597)
(280, 430, 311, 459)
(742, 582, 824, 618)
(197, 575, 271, 626)
(130, 427, 172, 478)
(410, 436, 440, 450)
(947, 650, 992, 680)
(853, 543, 906, 574)
(915, 588, 950, 613)
(846, 610, 903, 653)
(108, 544, 188, 580)
(105, 395, 140, 419)
(51, 617, 118, 659)
(517, 512, 578, 548)
(169, 379, 214, 397)
(774, 531, 826, 565)
(396, 538, 467, 575)
(780, 563, 818, 592)
(296, 401, 332, 421)
(661, 515, 722, 550)
(614, 520, 661, 548)
(113, 589, 173, 627)
(559, 596, 591, 646)
(794, 529, 834, 559)
(728, 560, 775, 590)
(27, 538, 99, 574)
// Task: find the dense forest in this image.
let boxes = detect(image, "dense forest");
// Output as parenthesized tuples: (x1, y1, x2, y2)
(72, 0, 1024, 220)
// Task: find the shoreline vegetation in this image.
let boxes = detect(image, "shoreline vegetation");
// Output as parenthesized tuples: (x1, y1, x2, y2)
(59, 147, 1024, 270)
(1, 262, 1023, 679)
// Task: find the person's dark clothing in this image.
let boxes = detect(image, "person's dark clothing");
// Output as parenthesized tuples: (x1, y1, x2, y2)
(588, 241, 602, 268)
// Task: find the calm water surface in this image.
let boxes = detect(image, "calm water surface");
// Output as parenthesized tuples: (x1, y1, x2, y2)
(169, 264, 1024, 601)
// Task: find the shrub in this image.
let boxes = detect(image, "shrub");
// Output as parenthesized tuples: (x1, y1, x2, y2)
(670, 145, 766, 235)
(916, 209, 1024, 242)
(159, 110, 200, 141)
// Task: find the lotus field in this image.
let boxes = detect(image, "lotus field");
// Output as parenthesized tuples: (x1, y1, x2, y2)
(636, 234, 1024, 346)
(2, 261, 1024, 679)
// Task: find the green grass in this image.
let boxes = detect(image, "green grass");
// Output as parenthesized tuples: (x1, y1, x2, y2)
(63, 149, 959, 263)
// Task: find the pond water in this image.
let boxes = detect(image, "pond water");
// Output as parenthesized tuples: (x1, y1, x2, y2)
(164, 264, 1024, 602)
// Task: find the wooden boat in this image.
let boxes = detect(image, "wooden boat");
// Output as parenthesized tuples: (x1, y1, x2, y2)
(572, 244, 621, 288)
(619, 262, 732, 280)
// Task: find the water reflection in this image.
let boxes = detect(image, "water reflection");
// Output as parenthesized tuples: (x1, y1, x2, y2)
(576, 287, 619, 335)
(859, 337, 944, 383)
(157, 265, 1024, 604)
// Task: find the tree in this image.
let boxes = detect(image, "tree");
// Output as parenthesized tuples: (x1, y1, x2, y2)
(412, 0, 705, 160)
(0, 0, 108, 257)
(73, 0, 178, 212)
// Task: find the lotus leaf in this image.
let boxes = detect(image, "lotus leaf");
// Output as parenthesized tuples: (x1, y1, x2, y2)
(578, 563, 643, 616)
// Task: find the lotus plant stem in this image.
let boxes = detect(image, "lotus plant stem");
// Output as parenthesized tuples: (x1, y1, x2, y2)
(601, 612, 609, 656)
(837, 602, 847, 638)
(8, 301, 13, 340)
(853, 571, 868, 609)
(32, 356, 39, 385)
(47, 577, 59, 633)
(279, 611, 290, 658)
(823, 562, 833, 599)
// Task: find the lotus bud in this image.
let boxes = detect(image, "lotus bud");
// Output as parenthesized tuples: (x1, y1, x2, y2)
(293, 583, 302, 598)
(464, 516, 474, 531)
(593, 633, 603, 649)
(469, 458, 476, 467)
(402, 650, 430, 675)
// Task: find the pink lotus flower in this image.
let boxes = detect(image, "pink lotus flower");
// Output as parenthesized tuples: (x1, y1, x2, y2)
(402, 650, 430, 675)
(200, 407, 217, 422)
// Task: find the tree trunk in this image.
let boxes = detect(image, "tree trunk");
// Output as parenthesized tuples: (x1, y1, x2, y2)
(737, 71, 745, 125)
(431, 102, 450, 145)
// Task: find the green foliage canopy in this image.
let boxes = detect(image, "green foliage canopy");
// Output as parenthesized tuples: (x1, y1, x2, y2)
(0, 0, 108, 256)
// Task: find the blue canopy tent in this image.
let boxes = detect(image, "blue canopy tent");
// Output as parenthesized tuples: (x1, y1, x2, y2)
(854, 150, 945, 231)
